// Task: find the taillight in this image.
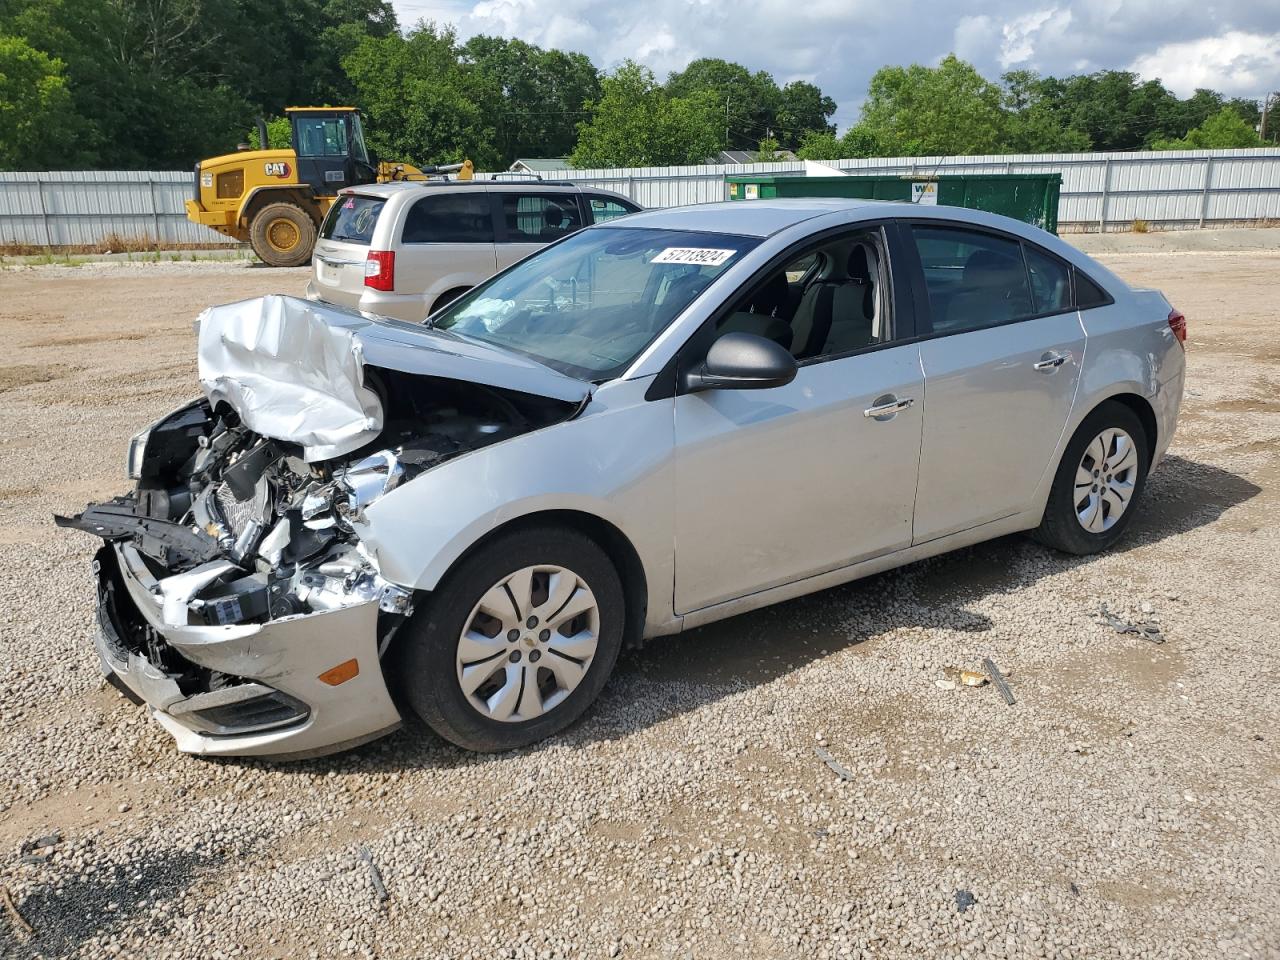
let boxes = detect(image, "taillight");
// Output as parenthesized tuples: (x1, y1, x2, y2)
(1167, 307, 1186, 346)
(364, 250, 394, 291)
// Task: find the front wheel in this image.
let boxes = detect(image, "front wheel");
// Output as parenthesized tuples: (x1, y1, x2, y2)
(1033, 401, 1150, 555)
(397, 526, 625, 752)
(249, 202, 316, 267)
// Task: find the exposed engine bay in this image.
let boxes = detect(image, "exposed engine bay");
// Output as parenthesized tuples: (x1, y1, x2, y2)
(59, 370, 576, 637)
(55, 294, 588, 753)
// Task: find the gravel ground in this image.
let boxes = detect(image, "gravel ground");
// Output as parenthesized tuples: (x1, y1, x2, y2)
(0, 246, 1277, 960)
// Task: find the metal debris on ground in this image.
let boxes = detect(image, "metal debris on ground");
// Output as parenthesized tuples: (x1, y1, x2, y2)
(983, 658, 1016, 706)
(1, 886, 33, 937)
(1097, 602, 1164, 643)
(954, 889, 976, 913)
(359, 846, 389, 905)
(813, 746, 855, 782)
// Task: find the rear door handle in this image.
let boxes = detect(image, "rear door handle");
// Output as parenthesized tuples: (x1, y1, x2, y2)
(1033, 351, 1072, 371)
(863, 395, 915, 419)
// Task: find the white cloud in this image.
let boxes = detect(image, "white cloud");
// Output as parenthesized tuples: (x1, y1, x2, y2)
(998, 8, 1069, 69)
(1130, 30, 1280, 98)
(388, 0, 1280, 131)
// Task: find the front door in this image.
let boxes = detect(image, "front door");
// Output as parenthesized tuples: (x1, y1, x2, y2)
(906, 223, 1086, 542)
(672, 225, 923, 614)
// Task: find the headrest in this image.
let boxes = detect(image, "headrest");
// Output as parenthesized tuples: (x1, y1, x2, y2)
(847, 243, 876, 281)
(963, 249, 1021, 285)
(543, 204, 566, 228)
(750, 271, 790, 317)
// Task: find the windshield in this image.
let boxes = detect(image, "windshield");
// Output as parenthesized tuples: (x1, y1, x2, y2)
(319, 194, 383, 245)
(432, 227, 759, 380)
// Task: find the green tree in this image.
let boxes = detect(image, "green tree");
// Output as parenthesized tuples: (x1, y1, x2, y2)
(755, 135, 781, 160)
(343, 24, 499, 168)
(247, 116, 293, 149)
(856, 55, 1007, 156)
(573, 61, 721, 167)
(775, 80, 836, 144)
(1001, 70, 1091, 153)
(666, 57, 780, 150)
(462, 36, 599, 165)
(1151, 107, 1263, 150)
(795, 130, 841, 160)
(0, 34, 80, 167)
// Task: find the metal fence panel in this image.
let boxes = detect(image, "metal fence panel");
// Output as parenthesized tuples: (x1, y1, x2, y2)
(3, 148, 1278, 247)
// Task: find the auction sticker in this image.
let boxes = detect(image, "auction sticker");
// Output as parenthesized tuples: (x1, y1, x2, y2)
(651, 247, 736, 266)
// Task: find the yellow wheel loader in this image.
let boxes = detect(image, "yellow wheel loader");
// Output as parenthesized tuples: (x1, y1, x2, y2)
(185, 107, 472, 267)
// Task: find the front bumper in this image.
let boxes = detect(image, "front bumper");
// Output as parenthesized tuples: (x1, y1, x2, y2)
(94, 543, 401, 759)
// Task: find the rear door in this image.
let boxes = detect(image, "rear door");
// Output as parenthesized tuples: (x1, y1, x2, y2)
(494, 191, 586, 270)
(311, 193, 385, 309)
(906, 222, 1086, 542)
(396, 191, 497, 314)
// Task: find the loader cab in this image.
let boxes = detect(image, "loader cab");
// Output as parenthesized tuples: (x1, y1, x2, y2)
(287, 107, 378, 196)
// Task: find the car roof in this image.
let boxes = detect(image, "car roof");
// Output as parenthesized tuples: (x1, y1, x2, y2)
(610, 199, 899, 238)
(340, 181, 626, 200)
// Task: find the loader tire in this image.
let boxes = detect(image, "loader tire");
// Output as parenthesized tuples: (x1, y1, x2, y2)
(250, 202, 316, 267)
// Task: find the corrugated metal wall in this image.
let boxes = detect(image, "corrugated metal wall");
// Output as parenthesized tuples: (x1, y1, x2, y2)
(0, 171, 225, 246)
(3, 148, 1278, 247)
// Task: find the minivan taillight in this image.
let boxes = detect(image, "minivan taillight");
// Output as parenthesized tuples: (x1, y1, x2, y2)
(364, 250, 394, 291)
(1168, 307, 1186, 346)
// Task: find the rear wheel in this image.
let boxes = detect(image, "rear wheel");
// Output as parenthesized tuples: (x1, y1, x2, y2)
(1034, 401, 1150, 555)
(249, 202, 316, 267)
(398, 526, 625, 752)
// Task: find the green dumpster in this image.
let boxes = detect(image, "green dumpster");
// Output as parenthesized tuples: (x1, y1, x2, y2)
(726, 173, 1062, 234)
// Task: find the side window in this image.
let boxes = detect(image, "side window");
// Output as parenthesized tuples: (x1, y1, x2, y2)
(401, 193, 494, 244)
(294, 118, 348, 158)
(1023, 244, 1072, 315)
(911, 226, 1033, 334)
(1074, 268, 1111, 309)
(588, 196, 638, 223)
(716, 228, 891, 361)
(500, 193, 584, 242)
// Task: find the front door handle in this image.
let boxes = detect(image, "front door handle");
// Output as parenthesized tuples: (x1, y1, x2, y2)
(1033, 351, 1072, 371)
(863, 395, 915, 419)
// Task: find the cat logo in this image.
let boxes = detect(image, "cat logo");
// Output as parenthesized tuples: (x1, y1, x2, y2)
(264, 161, 292, 178)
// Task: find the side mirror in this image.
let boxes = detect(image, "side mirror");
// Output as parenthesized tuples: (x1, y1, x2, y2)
(683, 332, 798, 393)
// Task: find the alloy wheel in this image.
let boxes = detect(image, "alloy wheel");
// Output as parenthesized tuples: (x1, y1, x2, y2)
(455, 565, 600, 723)
(1074, 427, 1139, 533)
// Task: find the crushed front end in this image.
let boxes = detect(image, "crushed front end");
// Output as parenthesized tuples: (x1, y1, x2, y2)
(58, 295, 588, 758)
(63, 399, 413, 758)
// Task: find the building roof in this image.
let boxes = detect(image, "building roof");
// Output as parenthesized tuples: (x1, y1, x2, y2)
(509, 158, 574, 172)
(714, 149, 800, 165)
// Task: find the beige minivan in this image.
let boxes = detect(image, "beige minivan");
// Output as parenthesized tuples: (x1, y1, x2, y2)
(306, 180, 640, 322)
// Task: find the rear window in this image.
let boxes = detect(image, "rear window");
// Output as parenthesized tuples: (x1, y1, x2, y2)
(498, 193, 584, 242)
(319, 195, 384, 245)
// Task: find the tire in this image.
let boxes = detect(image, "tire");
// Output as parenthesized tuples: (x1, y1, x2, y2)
(397, 526, 625, 752)
(1033, 400, 1150, 555)
(249, 202, 316, 267)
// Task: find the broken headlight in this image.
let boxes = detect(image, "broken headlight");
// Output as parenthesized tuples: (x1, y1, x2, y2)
(301, 450, 404, 531)
(126, 425, 150, 480)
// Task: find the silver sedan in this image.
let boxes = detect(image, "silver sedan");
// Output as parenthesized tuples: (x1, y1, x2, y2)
(61, 199, 1185, 757)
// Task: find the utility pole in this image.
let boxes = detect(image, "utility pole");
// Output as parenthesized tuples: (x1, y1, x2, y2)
(1262, 92, 1278, 144)
(725, 95, 730, 149)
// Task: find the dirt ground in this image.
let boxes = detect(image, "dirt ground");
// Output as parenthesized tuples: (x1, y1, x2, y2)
(0, 245, 1277, 960)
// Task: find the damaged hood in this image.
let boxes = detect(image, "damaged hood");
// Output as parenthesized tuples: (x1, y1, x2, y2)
(196, 295, 591, 461)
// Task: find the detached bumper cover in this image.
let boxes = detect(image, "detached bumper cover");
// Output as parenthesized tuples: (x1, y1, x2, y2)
(95, 543, 401, 759)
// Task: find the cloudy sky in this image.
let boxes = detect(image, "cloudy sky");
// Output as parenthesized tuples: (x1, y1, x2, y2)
(388, 0, 1280, 132)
